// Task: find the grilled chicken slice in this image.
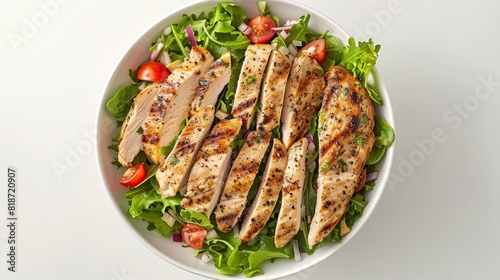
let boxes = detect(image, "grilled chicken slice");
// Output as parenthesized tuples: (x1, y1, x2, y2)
(214, 131, 272, 233)
(142, 46, 214, 164)
(117, 83, 162, 167)
(190, 51, 231, 117)
(274, 137, 308, 248)
(180, 118, 242, 217)
(239, 138, 287, 243)
(281, 53, 325, 149)
(256, 50, 292, 134)
(308, 66, 375, 248)
(231, 44, 273, 129)
(156, 106, 215, 198)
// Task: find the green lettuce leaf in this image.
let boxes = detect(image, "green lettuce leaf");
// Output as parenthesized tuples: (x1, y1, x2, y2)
(366, 116, 395, 165)
(338, 37, 382, 104)
(106, 82, 141, 121)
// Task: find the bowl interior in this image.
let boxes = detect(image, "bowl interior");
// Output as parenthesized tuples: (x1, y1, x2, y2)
(96, 0, 395, 279)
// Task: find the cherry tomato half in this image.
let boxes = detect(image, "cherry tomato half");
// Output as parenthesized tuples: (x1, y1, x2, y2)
(137, 61, 171, 82)
(247, 16, 276, 44)
(300, 39, 326, 64)
(119, 162, 146, 188)
(181, 224, 207, 249)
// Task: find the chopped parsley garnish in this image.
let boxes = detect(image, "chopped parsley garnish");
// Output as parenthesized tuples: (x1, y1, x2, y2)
(170, 157, 180, 165)
(246, 76, 255, 84)
(338, 159, 347, 172)
(320, 162, 331, 172)
(360, 114, 369, 124)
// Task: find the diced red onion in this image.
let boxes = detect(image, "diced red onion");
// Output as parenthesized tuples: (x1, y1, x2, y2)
(138, 82, 146, 91)
(161, 212, 176, 228)
(201, 252, 213, 263)
(292, 240, 301, 262)
(277, 45, 290, 56)
(271, 26, 292, 31)
(173, 233, 182, 242)
(159, 51, 171, 66)
(238, 22, 253, 36)
(305, 134, 314, 144)
(284, 19, 299, 27)
(307, 142, 315, 155)
(271, 42, 278, 50)
(186, 25, 197, 47)
(215, 110, 228, 120)
(163, 26, 172, 35)
(292, 40, 303, 47)
(205, 230, 219, 240)
(366, 170, 380, 182)
(167, 208, 186, 227)
(279, 30, 289, 40)
(150, 42, 164, 61)
(288, 44, 298, 56)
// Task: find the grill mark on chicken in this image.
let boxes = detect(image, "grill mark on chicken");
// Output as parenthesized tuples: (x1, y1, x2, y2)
(180, 118, 242, 217)
(281, 54, 325, 149)
(274, 137, 307, 248)
(239, 138, 287, 243)
(141, 46, 214, 164)
(232, 44, 273, 129)
(190, 51, 231, 117)
(156, 106, 215, 198)
(308, 66, 375, 248)
(214, 131, 271, 233)
(256, 50, 292, 134)
(117, 83, 163, 167)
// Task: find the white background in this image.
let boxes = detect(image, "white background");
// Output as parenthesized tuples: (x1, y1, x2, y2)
(1, 0, 499, 279)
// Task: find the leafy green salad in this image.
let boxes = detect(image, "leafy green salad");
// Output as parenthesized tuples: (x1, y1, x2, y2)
(106, 1, 395, 277)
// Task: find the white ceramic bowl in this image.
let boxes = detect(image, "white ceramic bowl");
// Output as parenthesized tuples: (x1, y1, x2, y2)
(96, 0, 395, 279)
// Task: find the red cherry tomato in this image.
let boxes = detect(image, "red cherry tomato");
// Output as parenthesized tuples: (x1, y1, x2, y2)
(354, 169, 367, 194)
(119, 163, 147, 188)
(247, 16, 276, 44)
(300, 39, 326, 64)
(137, 61, 171, 82)
(181, 224, 207, 249)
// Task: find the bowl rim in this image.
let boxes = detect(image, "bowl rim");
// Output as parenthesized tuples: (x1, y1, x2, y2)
(95, 0, 395, 279)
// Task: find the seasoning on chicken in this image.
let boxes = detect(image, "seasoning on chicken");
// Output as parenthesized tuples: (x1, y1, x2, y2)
(308, 66, 375, 248)
(214, 131, 272, 233)
(190, 51, 231, 116)
(231, 44, 272, 129)
(256, 50, 292, 134)
(239, 138, 287, 243)
(142, 46, 214, 164)
(156, 105, 215, 198)
(281, 53, 325, 149)
(180, 118, 242, 217)
(274, 137, 308, 248)
(117, 83, 162, 167)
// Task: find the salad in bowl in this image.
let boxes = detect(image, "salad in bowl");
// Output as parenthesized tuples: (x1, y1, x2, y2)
(97, 0, 395, 278)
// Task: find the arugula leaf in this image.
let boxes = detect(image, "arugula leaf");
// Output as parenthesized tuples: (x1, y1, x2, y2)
(127, 179, 181, 218)
(139, 210, 179, 237)
(179, 209, 214, 230)
(366, 116, 395, 165)
(106, 83, 141, 121)
(338, 37, 382, 104)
